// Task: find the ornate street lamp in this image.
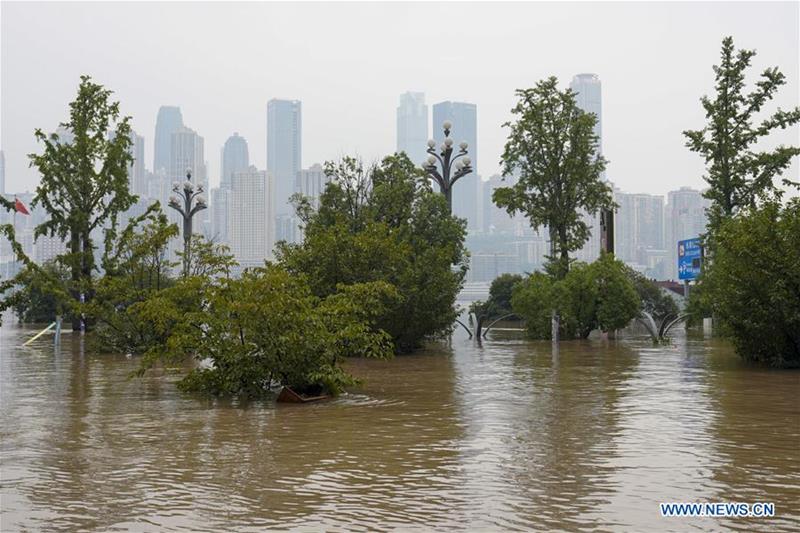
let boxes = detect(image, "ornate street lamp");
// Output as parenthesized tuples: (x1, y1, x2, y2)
(168, 169, 207, 277)
(422, 121, 473, 212)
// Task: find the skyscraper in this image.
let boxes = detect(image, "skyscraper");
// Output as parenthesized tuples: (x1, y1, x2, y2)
(130, 131, 147, 197)
(267, 99, 302, 222)
(169, 126, 208, 241)
(297, 163, 329, 209)
(153, 106, 184, 174)
(432, 101, 478, 230)
(396, 92, 428, 165)
(0, 150, 5, 195)
(229, 166, 274, 266)
(210, 187, 230, 245)
(614, 190, 665, 271)
(571, 73, 605, 260)
(294, 163, 330, 241)
(221, 133, 249, 189)
(665, 187, 709, 279)
(569, 73, 603, 161)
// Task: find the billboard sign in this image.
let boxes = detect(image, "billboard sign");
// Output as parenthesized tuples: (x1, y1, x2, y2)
(678, 238, 702, 280)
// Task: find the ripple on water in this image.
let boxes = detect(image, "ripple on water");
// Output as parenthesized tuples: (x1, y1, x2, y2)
(1, 325, 798, 531)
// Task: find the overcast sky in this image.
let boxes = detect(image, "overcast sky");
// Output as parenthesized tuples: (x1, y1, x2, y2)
(1, 1, 798, 196)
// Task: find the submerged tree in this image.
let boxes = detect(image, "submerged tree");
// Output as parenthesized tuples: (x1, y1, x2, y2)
(512, 254, 639, 340)
(494, 77, 615, 340)
(278, 153, 468, 352)
(699, 200, 800, 367)
(683, 36, 800, 247)
(175, 266, 398, 397)
(27, 75, 138, 330)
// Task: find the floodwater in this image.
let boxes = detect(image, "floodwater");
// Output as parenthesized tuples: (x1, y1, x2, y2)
(1, 323, 798, 532)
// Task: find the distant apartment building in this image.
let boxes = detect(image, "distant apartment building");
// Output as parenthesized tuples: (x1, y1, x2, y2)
(396, 92, 428, 165)
(614, 190, 666, 277)
(170, 126, 208, 224)
(229, 166, 274, 267)
(570, 73, 603, 178)
(433, 101, 479, 231)
(153, 106, 184, 174)
(570, 73, 607, 262)
(221, 133, 249, 190)
(267, 99, 302, 243)
(665, 186, 709, 279)
(297, 163, 329, 210)
(210, 187, 230, 246)
(129, 131, 147, 197)
(293, 163, 330, 241)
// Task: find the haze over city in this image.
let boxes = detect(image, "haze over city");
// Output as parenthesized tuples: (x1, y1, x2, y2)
(2, 3, 800, 531)
(2, 1, 798, 195)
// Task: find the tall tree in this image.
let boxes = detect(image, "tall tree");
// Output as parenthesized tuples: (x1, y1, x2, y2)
(683, 36, 800, 244)
(29, 75, 137, 329)
(278, 154, 468, 352)
(493, 77, 615, 339)
(494, 77, 614, 278)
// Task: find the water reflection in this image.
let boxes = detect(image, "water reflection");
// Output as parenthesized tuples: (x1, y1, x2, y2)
(1, 323, 798, 531)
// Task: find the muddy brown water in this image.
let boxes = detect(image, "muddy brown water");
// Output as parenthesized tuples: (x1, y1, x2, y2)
(1, 323, 798, 531)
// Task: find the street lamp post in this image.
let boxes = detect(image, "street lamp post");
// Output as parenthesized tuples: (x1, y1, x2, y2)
(168, 169, 207, 277)
(422, 121, 473, 212)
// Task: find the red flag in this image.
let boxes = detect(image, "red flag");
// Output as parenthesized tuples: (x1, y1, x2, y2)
(14, 198, 30, 215)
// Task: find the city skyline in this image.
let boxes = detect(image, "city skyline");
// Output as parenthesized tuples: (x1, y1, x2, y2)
(2, 2, 797, 197)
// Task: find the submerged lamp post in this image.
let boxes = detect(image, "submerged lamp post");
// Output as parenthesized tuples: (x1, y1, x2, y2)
(422, 121, 473, 212)
(168, 168, 207, 277)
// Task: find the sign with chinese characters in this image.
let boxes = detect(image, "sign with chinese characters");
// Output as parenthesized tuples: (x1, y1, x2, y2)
(678, 238, 702, 280)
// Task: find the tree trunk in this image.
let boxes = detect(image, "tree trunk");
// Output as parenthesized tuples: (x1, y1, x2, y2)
(80, 231, 95, 331)
(551, 309, 560, 343)
(70, 230, 81, 331)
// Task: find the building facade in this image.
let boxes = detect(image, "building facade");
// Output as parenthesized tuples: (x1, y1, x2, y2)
(267, 99, 302, 245)
(229, 166, 274, 266)
(665, 186, 709, 279)
(221, 132, 249, 190)
(130, 131, 147, 197)
(153, 106, 184, 174)
(396, 92, 428, 165)
(432, 101, 479, 231)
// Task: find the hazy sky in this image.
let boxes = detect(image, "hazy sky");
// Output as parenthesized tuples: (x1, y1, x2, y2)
(1, 1, 798, 196)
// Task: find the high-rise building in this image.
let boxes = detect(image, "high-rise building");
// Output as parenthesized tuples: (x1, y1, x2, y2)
(221, 133, 249, 189)
(297, 163, 329, 210)
(210, 187, 230, 246)
(267, 99, 302, 221)
(0, 150, 5, 195)
(432, 101, 478, 230)
(170, 127, 206, 189)
(569, 73, 603, 163)
(130, 131, 147, 197)
(169, 126, 209, 245)
(229, 166, 274, 266)
(153, 106, 184, 174)
(665, 187, 709, 279)
(614, 190, 666, 276)
(570, 73, 606, 261)
(396, 92, 428, 165)
(294, 163, 330, 241)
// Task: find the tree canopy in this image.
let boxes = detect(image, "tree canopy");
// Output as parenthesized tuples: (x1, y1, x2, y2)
(695, 200, 800, 367)
(512, 254, 640, 340)
(683, 36, 800, 245)
(494, 76, 615, 279)
(1, 76, 138, 330)
(277, 153, 468, 352)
